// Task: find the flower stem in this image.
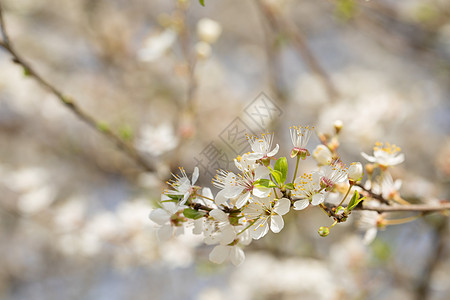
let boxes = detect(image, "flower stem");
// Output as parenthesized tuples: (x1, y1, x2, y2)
(292, 156, 300, 183)
(384, 215, 420, 225)
(329, 219, 338, 228)
(337, 183, 354, 207)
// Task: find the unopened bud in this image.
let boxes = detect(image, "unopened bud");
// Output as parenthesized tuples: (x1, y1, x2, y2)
(197, 18, 222, 44)
(333, 120, 343, 134)
(348, 162, 363, 182)
(313, 145, 332, 165)
(318, 226, 330, 237)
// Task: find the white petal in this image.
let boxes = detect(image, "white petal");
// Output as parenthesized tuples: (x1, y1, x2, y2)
(223, 186, 244, 198)
(202, 187, 214, 200)
(252, 186, 270, 198)
(267, 144, 279, 157)
(274, 198, 290, 215)
(293, 199, 309, 210)
(246, 153, 264, 160)
(209, 245, 230, 264)
(230, 246, 245, 266)
(162, 201, 178, 214)
(251, 220, 269, 239)
(363, 227, 377, 245)
(192, 219, 204, 235)
(311, 193, 325, 206)
(210, 209, 228, 222)
(191, 167, 199, 185)
(149, 208, 170, 225)
(270, 214, 284, 233)
(157, 224, 173, 241)
(391, 154, 405, 165)
(180, 192, 189, 205)
(361, 152, 376, 162)
(220, 226, 237, 245)
(254, 165, 270, 179)
(215, 189, 228, 206)
(235, 192, 251, 208)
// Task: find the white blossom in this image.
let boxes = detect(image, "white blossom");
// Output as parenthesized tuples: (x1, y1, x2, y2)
(246, 132, 279, 161)
(289, 125, 313, 158)
(361, 142, 404, 168)
(135, 123, 179, 157)
(164, 167, 199, 205)
(317, 160, 348, 191)
(242, 195, 290, 239)
(213, 165, 270, 208)
(292, 172, 326, 210)
(149, 195, 185, 241)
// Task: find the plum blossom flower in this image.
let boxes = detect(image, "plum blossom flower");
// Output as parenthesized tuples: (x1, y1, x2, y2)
(209, 230, 251, 266)
(213, 165, 270, 208)
(361, 142, 404, 168)
(149, 195, 185, 241)
(138, 29, 177, 62)
(290, 125, 313, 159)
(164, 167, 199, 205)
(292, 172, 326, 210)
(246, 132, 279, 161)
(202, 209, 237, 246)
(242, 194, 290, 239)
(356, 207, 386, 245)
(317, 160, 348, 191)
(197, 18, 222, 44)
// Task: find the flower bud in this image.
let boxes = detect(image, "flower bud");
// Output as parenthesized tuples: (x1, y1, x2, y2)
(197, 18, 222, 44)
(365, 163, 375, 176)
(318, 226, 329, 237)
(348, 162, 363, 182)
(312, 145, 332, 165)
(333, 120, 343, 134)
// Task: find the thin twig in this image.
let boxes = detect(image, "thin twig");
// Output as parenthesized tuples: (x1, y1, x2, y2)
(256, 0, 340, 102)
(0, 4, 155, 173)
(356, 182, 390, 205)
(355, 203, 450, 213)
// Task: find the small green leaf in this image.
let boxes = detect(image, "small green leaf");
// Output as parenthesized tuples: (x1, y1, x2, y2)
(269, 169, 283, 186)
(285, 183, 295, 190)
(347, 190, 364, 211)
(165, 194, 183, 201)
(274, 157, 288, 184)
(199, 0, 205, 6)
(254, 179, 277, 188)
(183, 208, 205, 220)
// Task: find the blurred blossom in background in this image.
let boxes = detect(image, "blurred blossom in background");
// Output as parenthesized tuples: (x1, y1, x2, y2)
(0, 0, 449, 300)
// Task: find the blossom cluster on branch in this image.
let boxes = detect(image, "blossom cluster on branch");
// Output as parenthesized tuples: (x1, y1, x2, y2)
(149, 122, 441, 266)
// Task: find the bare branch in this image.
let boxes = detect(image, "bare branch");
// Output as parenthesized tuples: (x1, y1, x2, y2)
(0, 4, 155, 173)
(355, 203, 450, 213)
(255, 0, 340, 102)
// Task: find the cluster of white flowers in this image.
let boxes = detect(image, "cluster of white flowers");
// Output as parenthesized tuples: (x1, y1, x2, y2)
(149, 123, 408, 266)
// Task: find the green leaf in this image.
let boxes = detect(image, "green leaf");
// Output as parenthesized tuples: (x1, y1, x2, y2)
(199, 0, 205, 6)
(269, 169, 283, 186)
(274, 157, 288, 184)
(183, 208, 205, 220)
(165, 194, 183, 201)
(254, 179, 277, 188)
(285, 183, 295, 190)
(347, 190, 364, 211)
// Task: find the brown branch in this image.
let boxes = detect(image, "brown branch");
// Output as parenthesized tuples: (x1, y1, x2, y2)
(255, 0, 340, 102)
(355, 203, 450, 213)
(355, 183, 390, 205)
(0, 4, 155, 173)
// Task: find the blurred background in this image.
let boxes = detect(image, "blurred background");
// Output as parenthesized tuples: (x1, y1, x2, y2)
(0, 0, 449, 299)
